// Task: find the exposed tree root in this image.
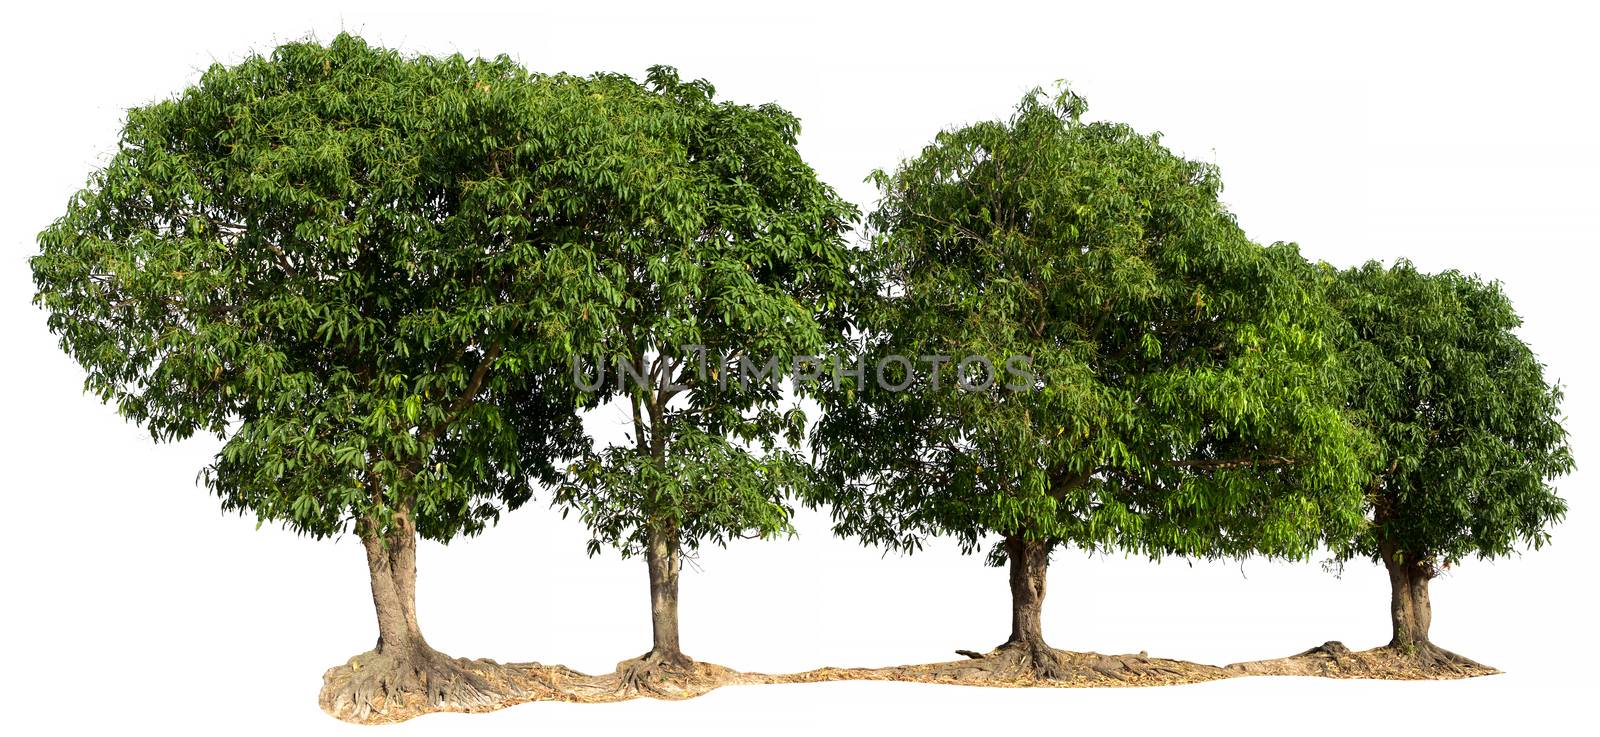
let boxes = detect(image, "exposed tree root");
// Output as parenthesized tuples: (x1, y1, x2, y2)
(319, 647, 536, 724)
(1404, 642, 1494, 673)
(320, 639, 1501, 723)
(768, 641, 1228, 688)
(927, 640, 1224, 685)
(1226, 640, 1500, 680)
(613, 650, 734, 698)
(938, 638, 1069, 680)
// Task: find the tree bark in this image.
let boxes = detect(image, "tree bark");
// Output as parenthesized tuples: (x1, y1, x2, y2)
(1004, 534, 1053, 648)
(1379, 537, 1433, 650)
(645, 524, 690, 665)
(362, 511, 428, 656)
(321, 510, 501, 721)
(942, 534, 1183, 682)
(971, 534, 1067, 679)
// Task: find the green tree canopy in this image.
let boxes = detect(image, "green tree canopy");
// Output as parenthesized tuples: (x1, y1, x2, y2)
(30, 34, 687, 718)
(1328, 260, 1571, 657)
(553, 66, 857, 678)
(812, 88, 1369, 679)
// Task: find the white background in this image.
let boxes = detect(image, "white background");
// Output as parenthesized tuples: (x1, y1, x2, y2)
(2, 1, 1595, 734)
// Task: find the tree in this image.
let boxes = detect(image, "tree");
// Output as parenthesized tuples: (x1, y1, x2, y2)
(30, 35, 680, 719)
(1328, 260, 1571, 664)
(553, 66, 857, 687)
(812, 88, 1369, 680)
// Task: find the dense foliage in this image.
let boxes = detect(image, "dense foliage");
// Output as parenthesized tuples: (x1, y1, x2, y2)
(815, 88, 1369, 568)
(1331, 261, 1571, 571)
(31, 35, 691, 544)
(31, 33, 1573, 706)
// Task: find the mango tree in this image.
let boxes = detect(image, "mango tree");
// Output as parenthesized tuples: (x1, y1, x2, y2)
(812, 89, 1369, 680)
(1329, 260, 1571, 666)
(553, 66, 857, 688)
(30, 36, 676, 719)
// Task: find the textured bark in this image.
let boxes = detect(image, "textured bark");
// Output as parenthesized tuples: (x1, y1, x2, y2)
(645, 525, 689, 664)
(993, 534, 1064, 678)
(613, 523, 696, 693)
(320, 510, 502, 721)
(1379, 538, 1433, 650)
(365, 513, 426, 654)
(932, 537, 1203, 683)
(1005, 535, 1051, 646)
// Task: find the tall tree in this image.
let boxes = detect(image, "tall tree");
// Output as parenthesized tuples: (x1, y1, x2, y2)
(1329, 260, 1571, 664)
(30, 35, 679, 719)
(554, 66, 856, 687)
(812, 88, 1369, 680)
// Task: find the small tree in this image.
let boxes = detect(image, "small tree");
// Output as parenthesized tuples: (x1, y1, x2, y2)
(813, 89, 1369, 680)
(1329, 260, 1571, 664)
(554, 67, 856, 686)
(30, 36, 676, 719)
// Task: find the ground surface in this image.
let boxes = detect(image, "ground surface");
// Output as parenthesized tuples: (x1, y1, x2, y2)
(320, 641, 1500, 724)
(1225, 641, 1500, 680)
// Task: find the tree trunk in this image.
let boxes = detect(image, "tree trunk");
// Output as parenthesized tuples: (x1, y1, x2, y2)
(1379, 538, 1433, 650)
(362, 512, 428, 656)
(1004, 534, 1053, 648)
(645, 525, 690, 666)
(971, 534, 1065, 678)
(942, 535, 1179, 682)
(321, 511, 502, 721)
